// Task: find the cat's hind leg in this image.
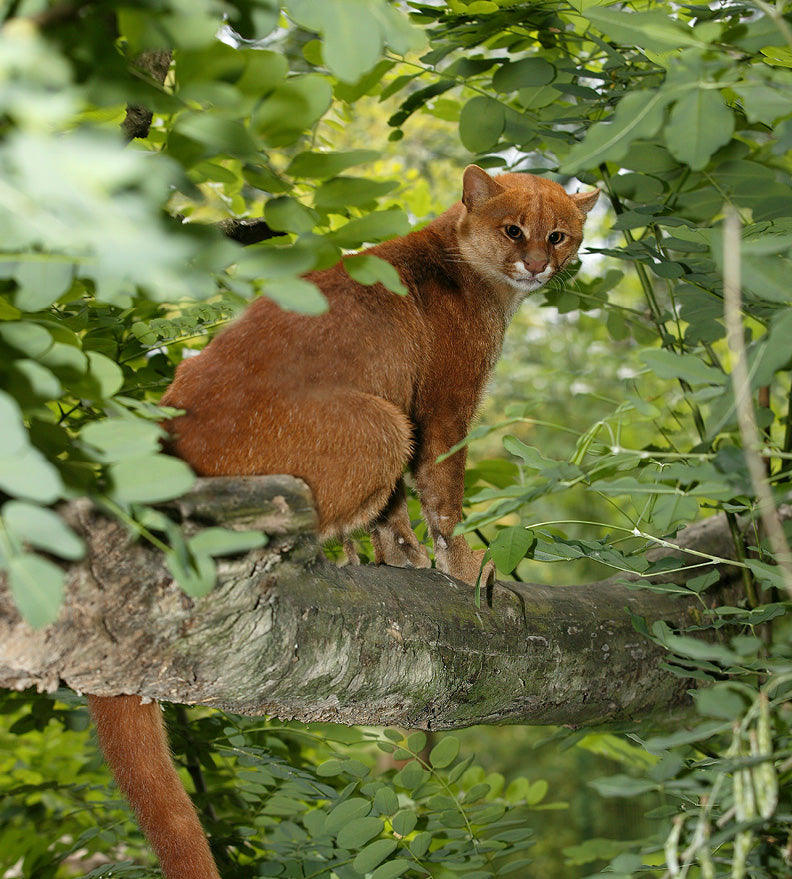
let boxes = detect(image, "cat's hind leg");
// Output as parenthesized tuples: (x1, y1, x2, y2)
(370, 478, 432, 570)
(167, 385, 415, 540)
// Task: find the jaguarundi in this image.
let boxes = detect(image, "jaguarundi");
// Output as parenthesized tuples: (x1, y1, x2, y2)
(89, 164, 598, 879)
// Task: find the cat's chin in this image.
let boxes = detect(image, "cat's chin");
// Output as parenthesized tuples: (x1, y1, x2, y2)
(506, 274, 548, 293)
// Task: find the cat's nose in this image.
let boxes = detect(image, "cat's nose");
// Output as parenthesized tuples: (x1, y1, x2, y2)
(523, 257, 549, 275)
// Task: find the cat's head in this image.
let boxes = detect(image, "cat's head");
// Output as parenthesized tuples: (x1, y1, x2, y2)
(456, 165, 599, 295)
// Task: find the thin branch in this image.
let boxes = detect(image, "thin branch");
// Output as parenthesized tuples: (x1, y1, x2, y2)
(722, 205, 792, 599)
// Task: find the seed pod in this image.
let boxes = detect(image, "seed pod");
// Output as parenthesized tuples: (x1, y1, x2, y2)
(697, 841, 716, 879)
(664, 815, 683, 878)
(733, 829, 753, 879)
(695, 816, 716, 879)
(734, 744, 756, 825)
(750, 727, 778, 820)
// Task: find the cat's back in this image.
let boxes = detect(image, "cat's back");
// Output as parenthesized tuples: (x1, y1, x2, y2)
(163, 246, 430, 413)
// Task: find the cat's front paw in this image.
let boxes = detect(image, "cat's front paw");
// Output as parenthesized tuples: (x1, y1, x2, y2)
(450, 547, 495, 587)
(371, 525, 432, 570)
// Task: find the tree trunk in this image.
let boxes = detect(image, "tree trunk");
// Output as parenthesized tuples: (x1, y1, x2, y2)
(0, 476, 744, 729)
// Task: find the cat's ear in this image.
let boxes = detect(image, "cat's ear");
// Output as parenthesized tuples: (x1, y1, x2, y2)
(570, 188, 600, 214)
(462, 165, 505, 211)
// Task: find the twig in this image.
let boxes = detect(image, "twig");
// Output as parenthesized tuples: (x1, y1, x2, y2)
(722, 205, 792, 600)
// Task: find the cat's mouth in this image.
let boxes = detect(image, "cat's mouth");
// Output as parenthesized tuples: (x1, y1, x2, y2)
(507, 271, 552, 293)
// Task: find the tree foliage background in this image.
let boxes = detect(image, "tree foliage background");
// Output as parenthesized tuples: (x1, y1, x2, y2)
(1, 0, 792, 877)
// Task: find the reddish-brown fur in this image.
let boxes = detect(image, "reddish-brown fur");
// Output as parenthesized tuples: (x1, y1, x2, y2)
(89, 166, 597, 879)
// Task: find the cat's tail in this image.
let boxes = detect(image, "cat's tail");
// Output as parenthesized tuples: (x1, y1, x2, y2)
(88, 694, 222, 879)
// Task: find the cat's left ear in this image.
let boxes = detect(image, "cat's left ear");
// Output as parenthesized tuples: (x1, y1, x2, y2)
(462, 165, 505, 211)
(570, 188, 600, 214)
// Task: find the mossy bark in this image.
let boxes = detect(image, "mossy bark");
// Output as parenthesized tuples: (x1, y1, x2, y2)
(0, 476, 742, 729)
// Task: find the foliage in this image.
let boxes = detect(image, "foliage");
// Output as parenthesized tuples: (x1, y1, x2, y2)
(1, 0, 792, 877)
(0, 690, 545, 879)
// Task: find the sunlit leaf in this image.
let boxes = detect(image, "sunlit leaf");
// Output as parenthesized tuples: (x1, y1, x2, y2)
(2, 500, 85, 561)
(664, 89, 734, 170)
(109, 454, 194, 504)
(7, 552, 64, 628)
(459, 96, 505, 153)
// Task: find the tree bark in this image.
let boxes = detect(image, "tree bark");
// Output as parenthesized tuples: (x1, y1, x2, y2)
(0, 476, 744, 729)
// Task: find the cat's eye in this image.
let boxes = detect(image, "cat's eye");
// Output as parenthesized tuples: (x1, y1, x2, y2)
(504, 225, 523, 240)
(548, 231, 566, 245)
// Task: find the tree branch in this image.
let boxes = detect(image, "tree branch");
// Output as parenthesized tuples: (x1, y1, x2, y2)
(0, 476, 745, 729)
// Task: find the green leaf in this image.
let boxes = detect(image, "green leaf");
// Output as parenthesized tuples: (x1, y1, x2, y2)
(406, 731, 427, 752)
(314, 176, 398, 210)
(188, 528, 267, 558)
(81, 419, 163, 462)
(287, 149, 380, 179)
(234, 243, 319, 281)
(0, 391, 28, 457)
(563, 838, 629, 866)
(488, 526, 534, 574)
(370, 860, 411, 879)
(109, 454, 194, 504)
(524, 779, 549, 805)
(741, 253, 792, 303)
(325, 798, 372, 834)
(253, 75, 333, 147)
(459, 96, 505, 153)
(493, 57, 555, 92)
(732, 81, 792, 125)
(174, 113, 259, 160)
(2, 501, 84, 561)
(373, 786, 399, 815)
(0, 321, 53, 358)
(316, 758, 346, 777)
(36, 341, 87, 379)
(651, 622, 741, 665)
(337, 815, 384, 849)
(353, 838, 398, 873)
(14, 260, 73, 311)
(264, 196, 319, 234)
(664, 89, 734, 170)
(587, 774, 658, 798)
(327, 209, 410, 249)
(429, 735, 460, 769)
(560, 89, 673, 175)
(516, 83, 558, 110)
(643, 720, 731, 752)
(260, 277, 328, 315)
(344, 255, 409, 296)
(322, 0, 383, 84)
(83, 351, 124, 399)
(9, 359, 61, 401)
(7, 552, 64, 628)
(166, 547, 216, 597)
(0, 294, 21, 319)
(391, 809, 417, 837)
(501, 436, 555, 471)
(647, 493, 699, 532)
(409, 831, 432, 858)
(583, 8, 701, 52)
(640, 348, 724, 385)
(695, 684, 746, 719)
(0, 446, 62, 503)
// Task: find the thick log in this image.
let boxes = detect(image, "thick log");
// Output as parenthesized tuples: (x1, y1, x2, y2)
(0, 476, 743, 729)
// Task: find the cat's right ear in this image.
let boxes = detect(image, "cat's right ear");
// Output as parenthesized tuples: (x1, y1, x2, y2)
(462, 165, 504, 211)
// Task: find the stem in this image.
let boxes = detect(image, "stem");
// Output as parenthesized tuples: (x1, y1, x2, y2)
(726, 511, 759, 609)
(599, 164, 666, 329)
(173, 705, 218, 823)
(722, 206, 792, 600)
(782, 380, 792, 464)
